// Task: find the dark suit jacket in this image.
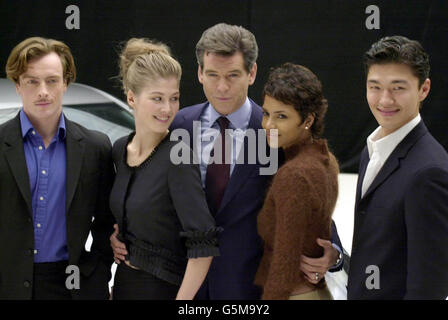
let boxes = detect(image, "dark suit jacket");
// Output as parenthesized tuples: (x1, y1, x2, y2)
(171, 99, 343, 299)
(347, 120, 448, 299)
(0, 113, 115, 300)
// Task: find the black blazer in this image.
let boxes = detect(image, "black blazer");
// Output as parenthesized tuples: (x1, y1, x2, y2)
(0, 113, 115, 300)
(347, 121, 448, 299)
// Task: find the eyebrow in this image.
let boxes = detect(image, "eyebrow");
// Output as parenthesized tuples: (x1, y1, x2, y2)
(204, 69, 243, 74)
(262, 108, 288, 113)
(21, 75, 61, 80)
(149, 91, 180, 95)
(367, 79, 409, 84)
(21, 75, 39, 79)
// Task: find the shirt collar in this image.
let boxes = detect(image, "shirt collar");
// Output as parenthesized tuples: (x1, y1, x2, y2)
(20, 109, 67, 140)
(367, 113, 421, 159)
(208, 97, 251, 130)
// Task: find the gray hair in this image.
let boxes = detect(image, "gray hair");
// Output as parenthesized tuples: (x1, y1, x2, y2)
(195, 23, 258, 73)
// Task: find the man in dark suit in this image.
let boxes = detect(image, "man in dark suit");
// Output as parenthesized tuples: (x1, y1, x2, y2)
(111, 23, 344, 299)
(0, 37, 115, 300)
(347, 36, 448, 299)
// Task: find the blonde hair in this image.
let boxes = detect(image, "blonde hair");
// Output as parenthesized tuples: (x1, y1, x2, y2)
(6, 37, 76, 85)
(119, 38, 182, 95)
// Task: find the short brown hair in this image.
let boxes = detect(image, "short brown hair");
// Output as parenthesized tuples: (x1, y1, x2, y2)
(196, 23, 258, 73)
(6, 37, 76, 85)
(263, 63, 328, 139)
(364, 35, 430, 87)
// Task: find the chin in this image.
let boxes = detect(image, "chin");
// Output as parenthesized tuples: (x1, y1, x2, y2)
(267, 140, 280, 149)
(154, 127, 169, 135)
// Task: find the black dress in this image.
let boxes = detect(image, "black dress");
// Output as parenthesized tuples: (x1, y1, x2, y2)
(110, 133, 221, 299)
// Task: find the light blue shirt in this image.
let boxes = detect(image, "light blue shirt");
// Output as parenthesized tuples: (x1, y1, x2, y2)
(198, 98, 252, 187)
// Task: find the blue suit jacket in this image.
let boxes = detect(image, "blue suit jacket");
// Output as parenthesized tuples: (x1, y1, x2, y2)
(171, 99, 343, 299)
(347, 120, 448, 299)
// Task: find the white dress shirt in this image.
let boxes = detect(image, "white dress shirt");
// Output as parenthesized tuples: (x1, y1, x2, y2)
(361, 114, 421, 198)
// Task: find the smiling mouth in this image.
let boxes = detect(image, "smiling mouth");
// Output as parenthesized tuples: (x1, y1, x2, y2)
(154, 115, 170, 122)
(377, 108, 399, 116)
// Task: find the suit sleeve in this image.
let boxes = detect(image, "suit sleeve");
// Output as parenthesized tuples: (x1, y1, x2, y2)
(328, 220, 344, 272)
(90, 135, 115, 269)
(262, 168, 311, 300)
(404, 166, 448, 299)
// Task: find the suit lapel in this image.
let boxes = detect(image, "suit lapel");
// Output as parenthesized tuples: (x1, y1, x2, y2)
(359, 121, 428, 202)
(3, 115, 33, 216)
(355, 148, 369, 211)
(177, 103, 206, 148)
(216, 100, 261, 215)
(65, 118, 84, 215)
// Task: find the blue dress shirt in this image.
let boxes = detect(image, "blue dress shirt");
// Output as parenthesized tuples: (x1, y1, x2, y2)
(20, 110, 68, 263)
(198, 97, 252, 187)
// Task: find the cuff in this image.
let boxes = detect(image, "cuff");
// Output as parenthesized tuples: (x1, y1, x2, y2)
(329, 243, 343, 272)
(179, 227, 223, 258)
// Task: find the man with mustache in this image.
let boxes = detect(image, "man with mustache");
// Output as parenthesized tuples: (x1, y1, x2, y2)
(0, 37, 115, 299)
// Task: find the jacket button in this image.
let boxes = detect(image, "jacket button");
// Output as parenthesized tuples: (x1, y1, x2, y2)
(27, 249, 33, 256)
(359, 210, 366, 215)
(23, 281, 31, 288)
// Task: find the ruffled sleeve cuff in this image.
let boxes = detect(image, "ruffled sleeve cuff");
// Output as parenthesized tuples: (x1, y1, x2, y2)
(179, 227, 223, 258)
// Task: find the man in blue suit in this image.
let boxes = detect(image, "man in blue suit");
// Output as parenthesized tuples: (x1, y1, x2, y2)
(347, 36, 448, 299)
(111, 23, 344, 299)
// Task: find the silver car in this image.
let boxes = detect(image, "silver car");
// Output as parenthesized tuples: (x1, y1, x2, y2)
(0, 78, 134, 143)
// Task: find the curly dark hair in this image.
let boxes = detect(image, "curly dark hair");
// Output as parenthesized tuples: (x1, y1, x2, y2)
(262, 63, 328, 138)
(364, 35, 430, 87)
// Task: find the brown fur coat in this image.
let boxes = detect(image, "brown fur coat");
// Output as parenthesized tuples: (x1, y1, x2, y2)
(254, 139, 339, 300)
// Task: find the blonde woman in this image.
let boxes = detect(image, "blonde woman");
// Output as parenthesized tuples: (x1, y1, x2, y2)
(109, 38, 221, 300)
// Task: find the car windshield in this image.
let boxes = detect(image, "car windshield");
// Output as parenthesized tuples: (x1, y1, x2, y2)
(65, 103, 135, 130)
(0, 103, 135, 144)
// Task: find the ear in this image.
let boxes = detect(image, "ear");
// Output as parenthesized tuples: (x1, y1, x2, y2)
(127, 90, 136, 109)
(304, 114, 315, 129)
(248, 62, 257, 86)
(197, 65, 204, 84)
(419, 78, 431, 102)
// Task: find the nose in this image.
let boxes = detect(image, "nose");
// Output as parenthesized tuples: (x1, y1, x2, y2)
(216, 78, 230, 93)
(379, 89, 394, 106)
(263, 117, 276, 130)
(38, 83, 49, 98)
(161, 99, 176, 114)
